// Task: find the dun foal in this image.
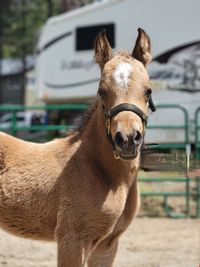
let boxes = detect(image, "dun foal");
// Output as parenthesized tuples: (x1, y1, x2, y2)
(0, 28, 155, 266)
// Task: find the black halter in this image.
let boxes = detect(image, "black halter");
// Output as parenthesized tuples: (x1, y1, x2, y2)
(103, 95, 156, 159)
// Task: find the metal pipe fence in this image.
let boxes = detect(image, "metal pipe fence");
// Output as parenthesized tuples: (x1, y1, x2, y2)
(0, 103, 199, 217)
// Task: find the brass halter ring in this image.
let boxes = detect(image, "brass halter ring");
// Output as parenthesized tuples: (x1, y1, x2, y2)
(113, 150, 120, 160)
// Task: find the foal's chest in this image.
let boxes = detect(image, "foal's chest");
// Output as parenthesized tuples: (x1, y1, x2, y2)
(101, 186, 132, 229)
(102, 186, 128, 218)
(99, 183, 138, 247)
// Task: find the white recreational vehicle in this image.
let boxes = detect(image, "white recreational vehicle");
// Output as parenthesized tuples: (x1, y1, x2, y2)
(36, 0, 200, 144)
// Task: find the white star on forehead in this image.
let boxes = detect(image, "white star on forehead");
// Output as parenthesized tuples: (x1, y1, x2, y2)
(113, 62, 133, 89)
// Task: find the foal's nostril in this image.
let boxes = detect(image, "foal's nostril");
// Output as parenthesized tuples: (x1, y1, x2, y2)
(134, 131, 142, 143)
(114, 131, 125, 147)
(114, 130, 142, 154)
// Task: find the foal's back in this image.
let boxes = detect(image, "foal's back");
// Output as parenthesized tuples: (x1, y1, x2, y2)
(0, 132, 75, 240)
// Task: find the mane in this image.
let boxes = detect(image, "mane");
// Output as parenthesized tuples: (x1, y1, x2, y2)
(67, 101, 98, 137)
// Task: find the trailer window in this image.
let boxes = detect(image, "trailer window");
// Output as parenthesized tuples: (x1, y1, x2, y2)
(76, 23, 115, 51)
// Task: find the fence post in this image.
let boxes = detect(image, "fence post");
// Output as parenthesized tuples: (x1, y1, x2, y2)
(196, 177, 200, 218)
(195, 107, 200, 160)
(11, 110, 17, 136)
(186, 144, 191, 217)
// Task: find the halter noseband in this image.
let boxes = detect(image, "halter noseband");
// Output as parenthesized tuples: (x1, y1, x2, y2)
(103, 95, 156, 159)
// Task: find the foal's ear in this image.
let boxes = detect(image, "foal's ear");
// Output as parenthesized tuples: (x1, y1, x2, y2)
(132, 28, 152, 67)
(94, 29, 113, 70)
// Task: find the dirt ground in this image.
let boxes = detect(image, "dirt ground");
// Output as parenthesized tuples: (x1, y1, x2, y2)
(0, 218, 199, 267)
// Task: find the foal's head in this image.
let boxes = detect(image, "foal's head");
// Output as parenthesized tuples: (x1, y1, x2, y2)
(94, 28, 155, 160)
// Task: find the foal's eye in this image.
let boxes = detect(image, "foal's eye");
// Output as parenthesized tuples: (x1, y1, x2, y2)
(145, 88, 152, 100)
(98, 88, 107, 98)
(146, 88, 152, 96)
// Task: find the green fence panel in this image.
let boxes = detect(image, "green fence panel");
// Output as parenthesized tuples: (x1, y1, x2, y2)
(0, 104, 89, 138)
(0, 103, 198, 217)
(0, 103, 190, 145)
(139, 176, 191, 218)
(147, 104, 189, 150)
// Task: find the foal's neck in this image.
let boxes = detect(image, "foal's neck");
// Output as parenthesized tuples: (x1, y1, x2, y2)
(82, 102, 140, 186)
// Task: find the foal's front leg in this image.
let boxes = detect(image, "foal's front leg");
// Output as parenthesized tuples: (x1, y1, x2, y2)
(87, 242, 118, 267)
(57, 232, 91, 267)
(56, 214, 92, 267)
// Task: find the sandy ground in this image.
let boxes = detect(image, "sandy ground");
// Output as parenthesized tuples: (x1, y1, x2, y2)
(0, 218, 199, 267)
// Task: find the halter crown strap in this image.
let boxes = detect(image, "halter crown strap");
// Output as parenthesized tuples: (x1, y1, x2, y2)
(149, 95, 156, 112)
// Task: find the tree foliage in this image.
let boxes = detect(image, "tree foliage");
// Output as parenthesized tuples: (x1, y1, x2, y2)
(1, 0, 60, 59)
(0, 0, 94, 104)
(0, 0, 95, 59)
(0, 0, 61, 104)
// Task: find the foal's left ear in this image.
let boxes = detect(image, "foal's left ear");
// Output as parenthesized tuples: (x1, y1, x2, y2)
(132, 28, 152, 67)
(94, 29, 113, 71)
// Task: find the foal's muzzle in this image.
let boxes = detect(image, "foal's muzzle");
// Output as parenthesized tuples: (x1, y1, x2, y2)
(103, 103, 148, 160)
(114, 130, 143, 159)
(102, 94, 156, 160)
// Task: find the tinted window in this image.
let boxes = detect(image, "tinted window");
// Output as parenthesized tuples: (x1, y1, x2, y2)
(4, 116, 24, 123)
(76, 23, 115, 51)
(16, 117, 25, 122)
